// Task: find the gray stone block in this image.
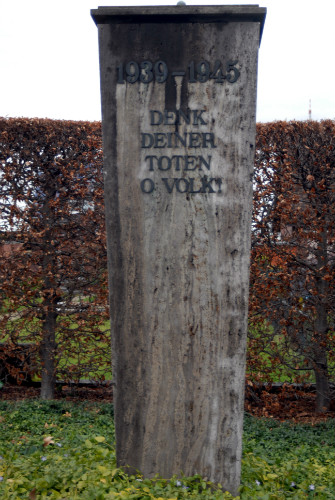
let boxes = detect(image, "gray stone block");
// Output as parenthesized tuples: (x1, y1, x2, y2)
(92, 5, 265, 495)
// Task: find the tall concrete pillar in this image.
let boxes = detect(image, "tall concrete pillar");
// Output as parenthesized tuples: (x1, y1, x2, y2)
(92, 5, 265, 495)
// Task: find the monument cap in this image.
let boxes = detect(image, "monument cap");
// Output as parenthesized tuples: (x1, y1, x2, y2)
(91, 5, 266, 43)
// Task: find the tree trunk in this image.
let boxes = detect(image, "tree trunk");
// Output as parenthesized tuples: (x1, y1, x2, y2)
(314, 360, 330, 412)
(313, 300, 330, 412)
(313, 242, 330, 412)
(40, 241, 57, 400)
(40, 308, 57, 400)
(39, 199, 58, 400)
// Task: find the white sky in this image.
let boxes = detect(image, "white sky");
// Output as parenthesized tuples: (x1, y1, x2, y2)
(0, 0, 334, 123)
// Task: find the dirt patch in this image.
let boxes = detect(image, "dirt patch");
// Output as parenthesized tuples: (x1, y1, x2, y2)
(1, 383, 334, 424)
(0, 383, 112, 403)
(245, 384, 335, 424)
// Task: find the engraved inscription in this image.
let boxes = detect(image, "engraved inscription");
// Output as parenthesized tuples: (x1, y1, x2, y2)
(117, 60, 240, 84)
(139, 108, 223, 195)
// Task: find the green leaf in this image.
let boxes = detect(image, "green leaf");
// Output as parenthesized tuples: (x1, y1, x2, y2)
(94, 436, 105, 443)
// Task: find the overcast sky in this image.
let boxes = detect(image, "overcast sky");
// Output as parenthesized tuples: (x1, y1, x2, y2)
(1, 0, 334, 123)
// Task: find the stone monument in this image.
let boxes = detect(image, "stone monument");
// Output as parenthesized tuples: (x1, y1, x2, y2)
(92, 5, 266, 495)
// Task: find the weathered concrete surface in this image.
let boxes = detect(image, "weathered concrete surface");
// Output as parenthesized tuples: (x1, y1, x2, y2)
(92, 6, 265, 496)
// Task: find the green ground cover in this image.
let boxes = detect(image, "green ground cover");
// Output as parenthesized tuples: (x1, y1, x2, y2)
(0, 400, 334, 499)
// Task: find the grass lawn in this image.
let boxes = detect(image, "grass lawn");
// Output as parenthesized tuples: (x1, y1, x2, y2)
(0, 400, 334, 499)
